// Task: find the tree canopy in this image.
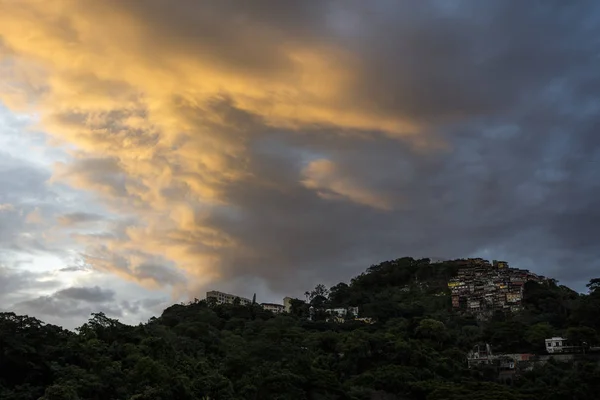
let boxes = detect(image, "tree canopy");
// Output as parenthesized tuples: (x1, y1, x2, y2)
(1, 257, 600, 399)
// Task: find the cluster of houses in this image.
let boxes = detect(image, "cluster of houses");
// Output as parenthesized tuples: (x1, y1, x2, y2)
(467, 339, 600, 383)
(467, 343, 534, 369)
(205, 290, 374, 324)
(447, 258, 547, 317)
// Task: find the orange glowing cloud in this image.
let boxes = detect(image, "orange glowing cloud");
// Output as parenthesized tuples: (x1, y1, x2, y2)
(0, 0, 424, 293)
(301, 159, 395, 211)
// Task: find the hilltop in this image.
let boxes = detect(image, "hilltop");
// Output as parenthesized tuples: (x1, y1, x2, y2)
(1, 257, 600, 400)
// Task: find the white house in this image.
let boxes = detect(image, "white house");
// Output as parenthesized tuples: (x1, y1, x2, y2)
(545, 337, 568, 353)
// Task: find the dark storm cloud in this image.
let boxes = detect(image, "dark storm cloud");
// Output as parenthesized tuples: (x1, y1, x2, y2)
(343, 1, 600, 123)
(194, 0, 600, 296)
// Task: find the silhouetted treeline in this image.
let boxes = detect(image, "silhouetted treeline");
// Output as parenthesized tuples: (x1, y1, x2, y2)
(1, 257, 600, 399)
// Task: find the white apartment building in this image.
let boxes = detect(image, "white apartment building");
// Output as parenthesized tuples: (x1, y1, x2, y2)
(325, 307, 360, 322)
(326, 307, 359, 317)
(206, 290, 252, 306)
(545, 337, 568, 353)
(261, 303, 285, 314)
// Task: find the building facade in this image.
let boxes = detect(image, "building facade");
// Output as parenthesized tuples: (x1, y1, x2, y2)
(543, 337, 587, 354)
(261, 303, 285, 313)
(206, 290, 252, 306)
(283, 297, 293, 313)
(325, 307, 359, 323)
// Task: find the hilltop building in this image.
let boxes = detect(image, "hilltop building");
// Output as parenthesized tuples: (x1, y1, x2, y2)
(325, 307, 359, 323)
(448, 259, 546, 317)
(206, 291, 292, 313)
(545, 337, 569, 353)
(283, 297, 293, 313)
(543, 337, 593, 354)
(467, 343, 534, 369)
(206, 290, 252, 305)
(261, 303, 285, 314)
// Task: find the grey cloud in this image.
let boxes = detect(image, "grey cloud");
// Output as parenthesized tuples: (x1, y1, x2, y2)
(0, 266, 61, 304)
(120, 297, 169, 316)
(120, 300, 140, 314)
(55, 286, 115, 303)
(83, 247, 187, 290)
(342, 1, 600, 125)
(7, 277, 170, 329)
(0, 150, 101, 260)
(12, 295, 122, 321)
(0, 153, 50, 210)
(134, 263, 187, 287)
(10, 286, 123, 329)
(0, 106, 124, 330)
(57, 212, 105, 226)
(141, 297, 167, 309)
(59, 265, 90, 273)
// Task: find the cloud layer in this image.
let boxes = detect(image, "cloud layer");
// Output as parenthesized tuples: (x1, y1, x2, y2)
(2, 1, 600, 326)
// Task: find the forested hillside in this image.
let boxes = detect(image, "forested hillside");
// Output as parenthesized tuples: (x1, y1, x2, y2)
(2, 257, 600, 400)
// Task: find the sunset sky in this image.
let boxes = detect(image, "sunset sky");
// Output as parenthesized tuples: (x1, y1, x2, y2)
(1, 1, 600, 329)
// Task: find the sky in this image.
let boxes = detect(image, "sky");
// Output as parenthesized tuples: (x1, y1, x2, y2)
(1, 0, 600, 329)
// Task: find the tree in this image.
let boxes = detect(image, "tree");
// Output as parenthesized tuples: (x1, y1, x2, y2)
(525, 323, 554, 352)
(40, 384, 79, 400)
(206, 297, 218, 308)
(288, 298, 309, 318)
(586, 278, 600, 295)
(1, 256, 599, 400)
(329, 282, 351, 306)
(566, 326, 598, 347)
(305, 284, 330, 303)
(415, 319, 448, 347)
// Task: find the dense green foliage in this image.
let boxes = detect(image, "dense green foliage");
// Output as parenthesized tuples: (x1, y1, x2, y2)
(1, 257, 600, 399)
